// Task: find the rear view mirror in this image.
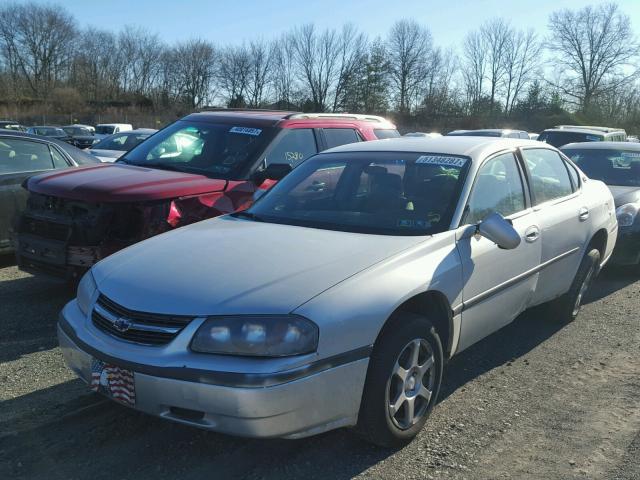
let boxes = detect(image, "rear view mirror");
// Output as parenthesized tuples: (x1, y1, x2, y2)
(253, 162, 292, 185)
(477, 213, 521, 250)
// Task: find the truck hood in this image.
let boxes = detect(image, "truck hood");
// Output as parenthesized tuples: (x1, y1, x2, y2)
(26, 163, 228, 203)
(92, 216, 423, 316)
(608, 185, 640, 207)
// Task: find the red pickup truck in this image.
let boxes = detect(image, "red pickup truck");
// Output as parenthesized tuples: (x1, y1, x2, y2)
(16, 110, 398, 279)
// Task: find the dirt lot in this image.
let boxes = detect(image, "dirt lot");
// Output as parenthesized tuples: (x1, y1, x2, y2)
(1, 254, 639, 480)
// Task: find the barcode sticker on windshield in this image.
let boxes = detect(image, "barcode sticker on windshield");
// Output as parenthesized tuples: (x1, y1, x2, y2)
(416, 155, 467, 167)
(622, 152, 640, 158)
(230, 126, 262, 136)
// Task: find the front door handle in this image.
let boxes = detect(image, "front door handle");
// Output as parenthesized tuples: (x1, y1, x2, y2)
(579, 207, 590, 221)
(524, 225, 540, 243)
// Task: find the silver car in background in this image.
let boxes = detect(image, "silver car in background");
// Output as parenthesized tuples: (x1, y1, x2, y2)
(88, 128, 157, 162)
(58, 137, 617, 446)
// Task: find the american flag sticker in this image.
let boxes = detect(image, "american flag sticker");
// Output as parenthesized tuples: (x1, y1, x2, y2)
(90, 358, 136, 407)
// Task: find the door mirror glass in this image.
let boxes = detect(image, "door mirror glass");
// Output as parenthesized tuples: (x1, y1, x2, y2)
(477, 212, 521, 250)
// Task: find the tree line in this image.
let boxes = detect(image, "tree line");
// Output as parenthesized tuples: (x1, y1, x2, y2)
(0, 1, 639, 132)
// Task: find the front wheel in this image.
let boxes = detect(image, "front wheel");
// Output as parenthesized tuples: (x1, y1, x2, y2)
(355, 313, 443, 447)
(550, 248, 600, 322)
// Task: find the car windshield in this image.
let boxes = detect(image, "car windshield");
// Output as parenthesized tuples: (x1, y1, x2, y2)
(539, 131, 603, 148)
(562, 148, 640, 187)
(94, 132, 150, 151)
(34, 127, 64, 136)
(121, 120, 276, 179)
(243, 151, 469, 235)
(63, 127, 91, 136)
(95, 125, 116, 135)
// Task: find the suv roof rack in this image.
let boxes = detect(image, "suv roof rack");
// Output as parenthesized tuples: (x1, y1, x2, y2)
(198, 107, 300, 115)
(554, 125, 626, 134)
(287, 113, 388, 122)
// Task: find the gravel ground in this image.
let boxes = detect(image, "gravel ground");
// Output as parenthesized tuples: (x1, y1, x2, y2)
(0, 254, 639, 480)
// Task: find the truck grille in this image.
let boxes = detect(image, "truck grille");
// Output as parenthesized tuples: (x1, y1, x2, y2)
(92, 294, 195, 346)
(21, 217, 70, 241)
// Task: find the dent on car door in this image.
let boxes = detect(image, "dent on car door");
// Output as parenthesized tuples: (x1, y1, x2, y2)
(0, 138, 56, 249)
(455, 152, 542, 352)
(520, 148, 588, 305)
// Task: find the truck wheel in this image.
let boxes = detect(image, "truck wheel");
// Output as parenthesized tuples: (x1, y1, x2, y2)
(550, 248, 600, 322)
(355, 313, 443, 448)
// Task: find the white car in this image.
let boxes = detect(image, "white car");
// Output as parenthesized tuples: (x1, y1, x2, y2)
(58, 137, 617, 446)
(94, 123, 133, 140)
(88, 129, 157, 162)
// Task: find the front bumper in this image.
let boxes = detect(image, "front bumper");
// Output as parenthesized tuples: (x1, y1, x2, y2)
(58, 301, 369, 439)
(609, 228, 640, 266)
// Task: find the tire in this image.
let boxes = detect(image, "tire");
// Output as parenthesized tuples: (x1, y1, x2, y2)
(549, 248, 600, 322)
(355, 312, 443, 448)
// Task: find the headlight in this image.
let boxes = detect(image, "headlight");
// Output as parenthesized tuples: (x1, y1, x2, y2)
(77, 271, 97, 315)
(616, 203, 639, 227)
(191, 315, 319, 357)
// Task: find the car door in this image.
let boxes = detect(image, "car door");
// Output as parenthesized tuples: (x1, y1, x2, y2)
(455, 151, 542, 351)
(0, 138, 58, 250)
(520, 147, 590, 305)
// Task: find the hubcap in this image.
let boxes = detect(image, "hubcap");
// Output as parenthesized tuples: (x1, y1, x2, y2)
(386, 338, 435, 430)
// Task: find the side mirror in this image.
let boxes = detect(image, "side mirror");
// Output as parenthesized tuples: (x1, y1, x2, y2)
(253, 162, 292, 185)
(477, 212, 521, 250)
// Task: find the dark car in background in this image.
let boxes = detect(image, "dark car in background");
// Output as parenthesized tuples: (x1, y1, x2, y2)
(0, 130, 100, 254)
(62, 125, 99, 149)
(88, 128, 157, 162)
(15, 110, 398, 279)
(540, 126, 626, 148)
(26, 126, 73, 144)
(561, 141, 640, 266)
(0, 120, 27, 132)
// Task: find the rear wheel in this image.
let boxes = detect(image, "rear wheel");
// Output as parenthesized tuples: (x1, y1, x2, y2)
(550, 248, 600, 322)
(355, 313, 443, 447)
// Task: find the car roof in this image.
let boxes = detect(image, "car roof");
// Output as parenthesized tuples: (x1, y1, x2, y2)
(322, 136, 548, 162)
(560, 141, 640, 151)
(96, 123, 132, 127)
(448, 128, 526, 135)
(541, 127, 607, 135)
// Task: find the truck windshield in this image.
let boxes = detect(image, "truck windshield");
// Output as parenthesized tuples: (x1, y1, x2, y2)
(242, 151, 469, 235)
(121, 120, 276, 179)
(562, 148, 640, 187)
(539, 131, 603, 148)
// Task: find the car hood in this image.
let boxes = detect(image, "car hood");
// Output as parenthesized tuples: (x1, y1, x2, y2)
(26, 163, 228, 202)
(92, 216, 424, 316)
(608, 185, 640, 207)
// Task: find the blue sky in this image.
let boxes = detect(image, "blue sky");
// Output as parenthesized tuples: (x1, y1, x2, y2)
(33, 0, 640, 50)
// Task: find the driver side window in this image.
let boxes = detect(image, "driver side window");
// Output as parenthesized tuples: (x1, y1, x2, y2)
(465, 153, 526, 224)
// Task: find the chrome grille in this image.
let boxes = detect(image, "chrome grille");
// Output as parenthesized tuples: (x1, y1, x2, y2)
(92, 294, 194, 346)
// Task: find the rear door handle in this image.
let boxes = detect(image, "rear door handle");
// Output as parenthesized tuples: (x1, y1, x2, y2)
(524, 225, 540, 243)
(579, 207, 590, 221)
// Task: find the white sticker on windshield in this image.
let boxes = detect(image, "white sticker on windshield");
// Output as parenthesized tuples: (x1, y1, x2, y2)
(416, 155, 467, 167)
(622, 151, 640, 158)
(229, 126, 262, 136)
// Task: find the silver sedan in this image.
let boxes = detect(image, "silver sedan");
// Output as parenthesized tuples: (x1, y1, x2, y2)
(58, 136, 617, 446)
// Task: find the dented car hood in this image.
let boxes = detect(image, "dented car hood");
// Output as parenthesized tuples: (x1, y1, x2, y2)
(92, 216, 423, 315)
(26, 163, 228, 202)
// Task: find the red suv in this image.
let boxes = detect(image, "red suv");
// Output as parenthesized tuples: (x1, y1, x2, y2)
(16, 110, 398, 278)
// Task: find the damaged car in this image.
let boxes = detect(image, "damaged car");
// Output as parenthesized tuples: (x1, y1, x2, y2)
(16, 110, 398, 279)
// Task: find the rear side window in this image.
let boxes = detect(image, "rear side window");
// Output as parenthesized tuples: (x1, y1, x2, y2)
(264, 128, 317, 167)
(374, 129, 401, 139)
(49, 146, 69, 168)
(465, 152, 526, 224)
(565, 160, 580, 190)
(0, 138, 54, 174)
(522, 148, 573, 204)
(323, 128, 360, 149)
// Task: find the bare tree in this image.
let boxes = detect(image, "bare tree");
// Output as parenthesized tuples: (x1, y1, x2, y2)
(272, 34, 298, 109)
(461, 30, 487, 108)
(331, 24, 367, 112)
(71, 28, 119, 102)
(0, 2, 76, 102)
(387, 20, 432, 114)
(217, 45, 250, 107)
(117, 27, 164, 97)
(171, 39, 217, 108)
(246, 40, 274, 108)
(502, 29, 541, 115)
(547, 2, 640, 111)
(292, 24, 341, 111)
(481, 19, 511, 111)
